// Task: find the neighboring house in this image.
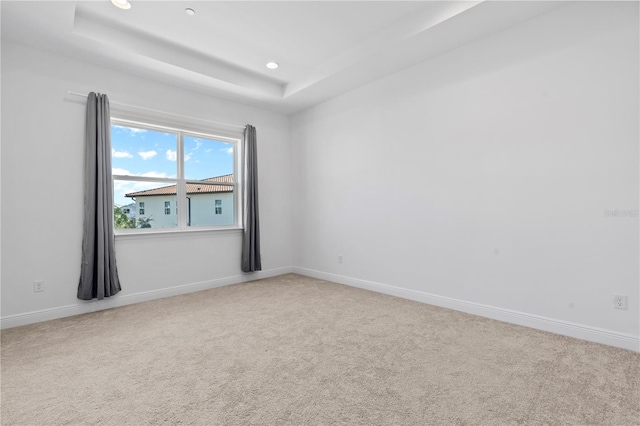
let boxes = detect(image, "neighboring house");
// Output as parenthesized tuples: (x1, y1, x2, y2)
(118, 203, 136, 219)
(125, 174, 234, 228)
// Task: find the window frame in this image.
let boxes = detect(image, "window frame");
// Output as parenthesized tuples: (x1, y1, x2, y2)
(111, 117, 242, 235)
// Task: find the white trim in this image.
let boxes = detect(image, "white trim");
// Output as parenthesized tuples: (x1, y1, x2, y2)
(0, 267, 293, 330)
(68, 91, 246, 133)
(293, 267, 640, 353)
(115, 226, 243, 240)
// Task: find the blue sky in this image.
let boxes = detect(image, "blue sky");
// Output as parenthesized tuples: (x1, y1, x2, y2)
(111, 124, 234, 206)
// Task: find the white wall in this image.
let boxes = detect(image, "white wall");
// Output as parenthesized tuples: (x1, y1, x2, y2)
(188, 192, 235, 227)
(136, 196, 178, 229)
(128, 193, 235, 229)
(291, 2, 639, 350)
(1, 40, 292, 325)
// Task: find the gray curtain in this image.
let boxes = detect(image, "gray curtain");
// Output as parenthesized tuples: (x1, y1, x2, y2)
(241, 125, 262, 272)
(78, 92, 121, 300)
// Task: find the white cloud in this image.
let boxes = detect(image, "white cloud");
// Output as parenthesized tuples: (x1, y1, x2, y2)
(223, 147, 234, 155)
(112, 168, 131, 176)
(113, 125, 148, 137)
(112, 149, 133, 159)
(114, 180, 161, 202)
(113, 180, 132, 191)
(138, 150, 157, 160)
(166, 150, 191, 161)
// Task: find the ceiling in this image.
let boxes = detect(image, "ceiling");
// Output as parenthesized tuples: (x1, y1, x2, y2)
(1, 1, 566, 115)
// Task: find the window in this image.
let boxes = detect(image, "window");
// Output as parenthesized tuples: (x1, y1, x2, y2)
(123, 208, 130, 214)
(111, 119, 239, 232)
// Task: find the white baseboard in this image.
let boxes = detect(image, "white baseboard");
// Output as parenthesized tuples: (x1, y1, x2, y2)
(1, 267, 293, 330)
(293, 267, 640, 353)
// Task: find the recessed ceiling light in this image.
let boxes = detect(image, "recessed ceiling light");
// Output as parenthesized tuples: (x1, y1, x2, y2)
(266, 62, 279, 70)
(185, 8, 195, 16)
(111, 0, 131, 10)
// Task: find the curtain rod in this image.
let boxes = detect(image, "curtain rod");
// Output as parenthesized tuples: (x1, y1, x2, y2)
(67, 91, 247, 130)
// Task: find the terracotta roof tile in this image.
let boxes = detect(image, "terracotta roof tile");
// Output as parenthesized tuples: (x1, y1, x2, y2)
(125, 174, 233, 197)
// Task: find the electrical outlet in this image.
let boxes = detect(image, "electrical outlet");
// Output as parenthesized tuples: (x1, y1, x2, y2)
(33, 280, 44, 293)
(613, 295, 627, 310)
(338, 255, 343, 264)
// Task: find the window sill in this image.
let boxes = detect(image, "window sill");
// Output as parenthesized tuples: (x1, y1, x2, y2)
(115, 226, 243, 240)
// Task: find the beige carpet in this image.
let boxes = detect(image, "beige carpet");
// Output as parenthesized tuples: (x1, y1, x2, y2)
(2, 274, 639, 425)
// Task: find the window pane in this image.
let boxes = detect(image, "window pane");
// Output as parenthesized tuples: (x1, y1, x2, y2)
(111, 124, 178, 179)
(184, 135, 234, 181)
(114, 180, 178, 229)
(185, 183, 234, 227)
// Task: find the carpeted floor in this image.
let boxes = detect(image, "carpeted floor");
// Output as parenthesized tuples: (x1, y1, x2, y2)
(1, 273, 639, 425)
